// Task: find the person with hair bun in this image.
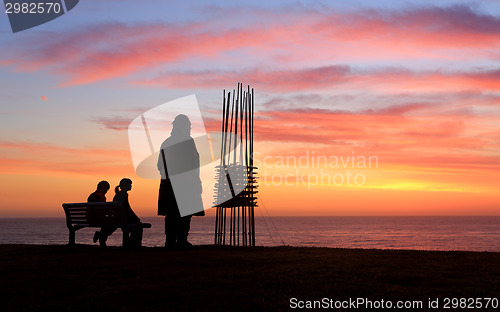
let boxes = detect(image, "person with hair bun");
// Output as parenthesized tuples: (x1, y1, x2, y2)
(113, 178, 143, 248)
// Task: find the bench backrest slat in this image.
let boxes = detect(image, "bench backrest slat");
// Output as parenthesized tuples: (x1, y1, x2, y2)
(62, 202, 126, 228)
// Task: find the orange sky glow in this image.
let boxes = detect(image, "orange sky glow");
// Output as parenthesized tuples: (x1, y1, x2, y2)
(1, 2, 499, 217)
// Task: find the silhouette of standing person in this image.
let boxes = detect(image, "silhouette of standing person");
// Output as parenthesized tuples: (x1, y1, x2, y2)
(113, 178, 144, 248)
(87, 180, 116, 247)
(158, 114, 204, 249)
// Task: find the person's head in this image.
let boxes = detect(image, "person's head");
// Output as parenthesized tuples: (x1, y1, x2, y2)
(171, 114, 191, 136)
(115, 178, 132, 194)
(96, 180, 110, 194)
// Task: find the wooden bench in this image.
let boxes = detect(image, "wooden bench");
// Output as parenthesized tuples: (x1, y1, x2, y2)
(62, 202, 151, 246)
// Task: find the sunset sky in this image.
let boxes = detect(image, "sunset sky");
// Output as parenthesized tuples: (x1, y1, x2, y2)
(1, 0, 499, 217)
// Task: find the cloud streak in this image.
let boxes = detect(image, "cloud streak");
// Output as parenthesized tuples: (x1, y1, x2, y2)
(139, 66, 500, 92)
(2, 5, 500, 86)
(0, 141, 132, 176)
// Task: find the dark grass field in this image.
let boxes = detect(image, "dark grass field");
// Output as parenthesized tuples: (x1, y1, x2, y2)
(1, 245, 499, 311)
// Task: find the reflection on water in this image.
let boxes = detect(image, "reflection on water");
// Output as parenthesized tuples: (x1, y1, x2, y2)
(0, 216, 498, 252)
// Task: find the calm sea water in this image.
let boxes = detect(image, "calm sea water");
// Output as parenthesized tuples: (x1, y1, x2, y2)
(0, 216, 499, 252)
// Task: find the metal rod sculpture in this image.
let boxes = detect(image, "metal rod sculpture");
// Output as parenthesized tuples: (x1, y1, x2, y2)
(214, 83, 258, 246)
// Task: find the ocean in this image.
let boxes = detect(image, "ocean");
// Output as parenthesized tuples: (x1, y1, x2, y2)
(0, 216, 499, 252)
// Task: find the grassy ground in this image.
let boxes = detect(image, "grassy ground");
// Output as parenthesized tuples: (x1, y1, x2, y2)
(1, 245, 499, 311)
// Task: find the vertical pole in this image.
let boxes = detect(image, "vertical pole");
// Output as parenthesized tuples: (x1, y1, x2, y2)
(223, 91, 234, 245)
(233, 205, 236, 245)
(251, 87, 255, 246)
(222, 207, 226, 245)
(218, 92, 229, 245)
(228, 90, 235, 164)
(229, 205, 232, 245)
(215, 207, 219, 244)
(240, 90, 244, 165)
(240, 86, 249, 246)
(234, 89, 238, 245)
(223, 93, 231, 167)
(244, 87, 249, 246)
(215, 90, 226, 245)
(233, 84, 239, 166)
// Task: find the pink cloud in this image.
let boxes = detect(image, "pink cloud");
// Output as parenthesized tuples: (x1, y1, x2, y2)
(2, 6, 500, 86)
(140, 66, 500, 92)
(93, 116, 132, 131)
(139, 65, 351, 91)
(232, 108, 500, 183)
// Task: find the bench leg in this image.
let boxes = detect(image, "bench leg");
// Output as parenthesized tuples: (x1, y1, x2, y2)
(68, 229, 76, 245)
(122, 231, 129, 247)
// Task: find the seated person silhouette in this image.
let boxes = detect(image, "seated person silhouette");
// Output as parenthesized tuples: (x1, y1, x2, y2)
(157, 114, 204, 249)
(113, 178, 144, 248)
(87, 180, 116, 247)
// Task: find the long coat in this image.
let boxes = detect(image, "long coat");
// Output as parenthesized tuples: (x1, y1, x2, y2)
(157, 135, 204, 217)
